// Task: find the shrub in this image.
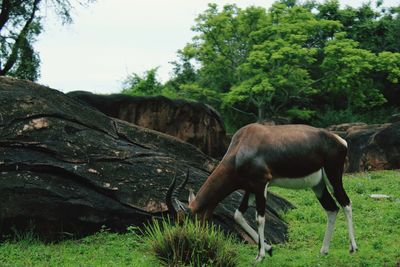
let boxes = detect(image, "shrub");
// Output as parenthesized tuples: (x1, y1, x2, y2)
(312, 106, 400, 127)
(142, 217, 238, 267)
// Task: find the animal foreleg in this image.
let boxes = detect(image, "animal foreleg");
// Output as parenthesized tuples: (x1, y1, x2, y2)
(234, 190, 272, 258)
(255, 212, 266, 262)
(254, 184, 269, 262)
(234, 209, 273, 255)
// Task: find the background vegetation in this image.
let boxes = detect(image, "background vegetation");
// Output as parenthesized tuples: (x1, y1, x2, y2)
(2, 0, 399, 130)
(1, 170, 399, 266)
(121, 0, 400, 130)
(0, 0, 95, 81)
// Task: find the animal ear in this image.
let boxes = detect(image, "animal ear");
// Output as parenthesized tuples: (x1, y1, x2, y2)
(188, 189, 196, 203)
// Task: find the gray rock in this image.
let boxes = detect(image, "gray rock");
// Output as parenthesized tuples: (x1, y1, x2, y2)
(0, 77, 292, 243)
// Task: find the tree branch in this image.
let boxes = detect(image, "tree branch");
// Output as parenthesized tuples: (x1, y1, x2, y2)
(200, 92, 258, 120)
(229, 104, 258, 120)
(0, 0, 41, 76)
(306, 70, 335, 88)
(273, 88, 289, 114)
(0, 0, 11, 31)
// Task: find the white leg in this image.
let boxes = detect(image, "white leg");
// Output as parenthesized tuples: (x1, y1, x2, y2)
(320, 210, 338, 254)
(234, 210, 273, 252)
(255, 183, 270, 262)
(234, 210, 258, 241)
(343, 205, 357, 253)
(255, 214, 266, 262)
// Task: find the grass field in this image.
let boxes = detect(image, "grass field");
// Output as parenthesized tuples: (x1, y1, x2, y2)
(0, 170, 399, 266)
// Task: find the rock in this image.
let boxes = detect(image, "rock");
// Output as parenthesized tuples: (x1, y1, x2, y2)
(369, 194, 390, 200)
(344, 124, 387, 172)
(0, 77, 292, 244)
(389, 114, 400, 123)
(67, 91, 228, 159)
(342, 123, 400, 172)
(360, 122, 400, 171)
(327, 122, 367, 132)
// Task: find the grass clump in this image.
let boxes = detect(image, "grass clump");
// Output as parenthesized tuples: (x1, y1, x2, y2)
(143, 217, 238, 267)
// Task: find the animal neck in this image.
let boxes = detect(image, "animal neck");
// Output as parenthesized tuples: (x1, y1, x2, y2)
(188, 162, 237, 221)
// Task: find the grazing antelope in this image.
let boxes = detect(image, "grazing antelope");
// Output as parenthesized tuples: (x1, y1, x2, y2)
(167, 123, 357, 262)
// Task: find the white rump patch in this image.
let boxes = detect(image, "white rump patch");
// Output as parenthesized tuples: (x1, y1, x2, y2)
(333, 133, 347, 147)
(270, 169, 323, 189)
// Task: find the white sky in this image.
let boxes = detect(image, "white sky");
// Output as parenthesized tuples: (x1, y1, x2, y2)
(35, 0, 399, 94)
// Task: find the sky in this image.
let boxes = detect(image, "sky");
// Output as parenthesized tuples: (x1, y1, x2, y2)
(35, 0, 399, 94)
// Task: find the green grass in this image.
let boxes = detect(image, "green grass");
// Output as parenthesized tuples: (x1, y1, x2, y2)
(0, 170, 399, 266)
(238, 170, 400, 266)
(0, 228, 159, 267)
(142, 217, 237, 266)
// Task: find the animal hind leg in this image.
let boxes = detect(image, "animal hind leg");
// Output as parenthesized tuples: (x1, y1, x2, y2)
(312, 181, 339, 254)
(343, 204, 357, 253)
(324, 163, 358, 253)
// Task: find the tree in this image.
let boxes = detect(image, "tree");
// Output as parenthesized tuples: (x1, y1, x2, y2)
(163, 47, 198, 99)
(224, 3, 339, 122)
(180, 4, 268, 94)
(316, 0, 400, 53)
(122, 68, 163, 96)
(376, 51, 400, 84)
(0, 0, 95, 81)
(312, 0, 400, 120)
(321, 32, 387, 110)
(172, 1, 400, 128)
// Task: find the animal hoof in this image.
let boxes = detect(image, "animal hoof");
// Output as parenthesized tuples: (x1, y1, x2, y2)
(350, 243, 358, 254)
(350, 247, 358, 254)
(267, 247, 273, 257)
(255, 255, 264, 263)
(320, 248, 329, 255)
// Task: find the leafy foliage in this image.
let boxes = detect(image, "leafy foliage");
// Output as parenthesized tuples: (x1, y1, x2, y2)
(0, 0, 95, 81)
(316, 0, 400, 54)
(122, 68, 163, 96)
(157, 0, 400, 129)
(321, 32, 386, 109)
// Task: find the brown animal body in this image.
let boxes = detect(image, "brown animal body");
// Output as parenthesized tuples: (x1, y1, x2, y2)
(168, 123, 357, 262)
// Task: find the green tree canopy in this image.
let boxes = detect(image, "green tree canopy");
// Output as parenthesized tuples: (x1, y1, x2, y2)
(122, 68, 163, 96)
(168, 0, 400, 127)
(315, 0, 400, 53)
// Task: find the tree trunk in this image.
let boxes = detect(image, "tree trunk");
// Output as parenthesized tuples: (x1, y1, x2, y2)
(257, 104, 265, 123)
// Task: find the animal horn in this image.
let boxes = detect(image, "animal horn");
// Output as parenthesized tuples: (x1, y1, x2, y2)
(165, 168, 190, 215)
(172, 168, 189, 200)
(166, 168, 178, 214)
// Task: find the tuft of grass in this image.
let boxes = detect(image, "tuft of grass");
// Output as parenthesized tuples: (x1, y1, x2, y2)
(142, 217, 238, 267)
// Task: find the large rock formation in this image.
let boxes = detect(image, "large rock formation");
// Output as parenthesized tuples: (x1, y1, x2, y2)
(0, 77, 292, 243)
(67, 91, 227, 159)
(330, 123, 400, 172)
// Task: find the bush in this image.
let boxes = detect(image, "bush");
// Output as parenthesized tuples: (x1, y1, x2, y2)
(142, 217, 238, 267)
(312, 106, 400, 127)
